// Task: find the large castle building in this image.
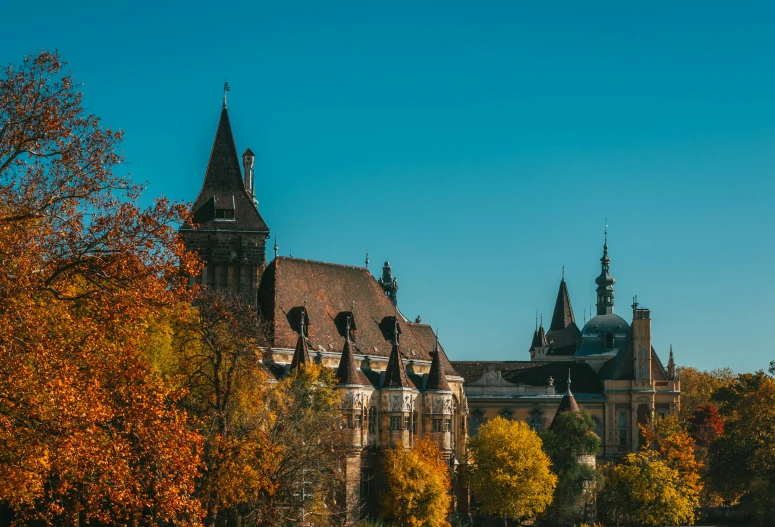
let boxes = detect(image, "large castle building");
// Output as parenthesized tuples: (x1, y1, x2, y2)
(452, 236, 681, 458)
(181, 100, 469, 519)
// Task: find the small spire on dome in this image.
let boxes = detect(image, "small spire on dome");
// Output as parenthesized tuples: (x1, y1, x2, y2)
(273, 236, 278, 260)
(365, 251, 369, 269)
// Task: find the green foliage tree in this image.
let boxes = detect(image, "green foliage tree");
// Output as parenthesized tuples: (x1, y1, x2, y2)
(467, 417, 556, 525)
(378, 438, 452, 527)
(540, 410, 600, 524)
(709, 371, 775, 524)
(598, 451, 697, 527)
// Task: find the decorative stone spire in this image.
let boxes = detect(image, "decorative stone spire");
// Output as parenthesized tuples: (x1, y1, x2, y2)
(530, 313, 549, 351)
(382, 318, 411, 388)
(378, 261, 399, 306)
(595, 225, 616, 315)
(426, 333, 451, 391)
(290, 309, 310, 370)
(550, 271, 576, 331)
(667, 345, 676, 380)
(556, 368, 580, 414)
(336, 316, 369, 386)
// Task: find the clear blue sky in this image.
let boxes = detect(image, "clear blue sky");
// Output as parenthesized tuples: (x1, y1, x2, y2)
(4, 1, 774, 372)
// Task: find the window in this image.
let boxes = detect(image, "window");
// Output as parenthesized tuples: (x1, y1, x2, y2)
(592, 416, 603, 439)
(354, 414, 362, 429)
(618, 411, 629, 447)
(499, 408, 514, 420)
(469, 410, 484, 436)
(390, 416, 401, 431)
(432, 418, 443, 432)
(368, 407, 376, 433)
(605, 333, 614, 349)
(214, 208, 235, 220)
(346, 415, 353, 429)
(412, 411, 418, 434)
(528, 407, 545, 432)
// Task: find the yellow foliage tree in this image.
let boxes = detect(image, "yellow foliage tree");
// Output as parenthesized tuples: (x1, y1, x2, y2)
(379, 438, 452, 527)
(598, 451, 698, 527)
(676, 366, 734, 423)
(467, 417, 557, 525)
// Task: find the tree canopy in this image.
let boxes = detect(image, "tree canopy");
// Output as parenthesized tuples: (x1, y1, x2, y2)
(467, 417, 556, 524)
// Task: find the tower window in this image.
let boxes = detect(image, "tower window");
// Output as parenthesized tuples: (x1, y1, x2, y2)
(390, 416, 401, 431)
(605, 333, 614, 349)
(215, 208, 235, 220)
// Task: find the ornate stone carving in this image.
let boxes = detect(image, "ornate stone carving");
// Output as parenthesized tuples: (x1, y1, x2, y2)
(390, 394, 402, 412)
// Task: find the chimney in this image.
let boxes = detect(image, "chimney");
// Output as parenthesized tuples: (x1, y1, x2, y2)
(632, 308, 652, 382)
(242, 149, 255, 200)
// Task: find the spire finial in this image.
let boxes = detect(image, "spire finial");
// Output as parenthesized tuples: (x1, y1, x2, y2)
(604, 218, 608, 246)
(562, 265, 565, 281)
(223, 80, 231, 109)
(392, 314, 399, 346)
(273, 236, 278, 260)
(540, 313, 543, 328)
(345, 314, 351, 342)
(535, 309, 538, 331)
(567, 368, 572, 389)
(434, 328, 439, 353)
(365, 250, 369, 269)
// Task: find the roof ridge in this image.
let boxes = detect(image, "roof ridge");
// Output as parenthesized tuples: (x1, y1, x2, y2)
(276, 256, 373, 272)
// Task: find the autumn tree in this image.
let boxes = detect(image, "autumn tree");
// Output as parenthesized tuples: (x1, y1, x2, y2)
(709, 371, 775, 524)
(467, 417, 556, 526)
(0, 51, 202, 525)
(676, 366, 735, 423)
(378, 438, 452, 527)
(598, 452, 698, 527)
(540, 410, 600, 524)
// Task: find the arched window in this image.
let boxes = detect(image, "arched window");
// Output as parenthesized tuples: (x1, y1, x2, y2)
(605, 333, 614, 349)
(469, 409, 484, 436)
(528, 407, 545, 432)
(592, 416, 603, 439)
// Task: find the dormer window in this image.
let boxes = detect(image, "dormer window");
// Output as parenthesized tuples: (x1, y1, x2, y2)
(215, 208, 235, 220)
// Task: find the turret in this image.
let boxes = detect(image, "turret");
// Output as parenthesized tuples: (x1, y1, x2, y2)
(336, 317, 370, 449)
(242, 148, 255, 201)
(632, 305, 652, 382)
(378, 261, 399, 306)
(424, 335, 453, 457)
(380, 318, 416, 447)
(290, 308, 310, 370)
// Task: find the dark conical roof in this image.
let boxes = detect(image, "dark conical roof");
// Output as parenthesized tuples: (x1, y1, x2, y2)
(550, 278, 576, 331)
(530, 324, 549, 351)
(382, 320, 411, 389)
(336, 320, 369, 386)
(426, 336, 451, 391)
(290, 312, 310, 370)
(188, 107, 269, 232)
(556, 369, 580, 414)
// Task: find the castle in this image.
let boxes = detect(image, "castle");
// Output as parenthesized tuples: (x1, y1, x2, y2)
(451, 235, 681, 457)
(181, 100, 469, 518)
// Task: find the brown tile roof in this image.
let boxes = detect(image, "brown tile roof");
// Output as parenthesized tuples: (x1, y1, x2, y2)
(290, 323, 311, 370)
(550, 278, 576, 331)
(187, 107, 269, 233)
(546, 323, 581, 356)
(556, 388, 580, 413)
(257, 257, 459, 377)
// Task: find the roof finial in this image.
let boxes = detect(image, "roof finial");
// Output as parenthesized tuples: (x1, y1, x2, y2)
(434, 328, 439, 353)
(365, 250, 369, 269)
(604, 218, 608, 246)
(567, 368, 572, 390)
(223, 80, 231, 109)
(535, 309, 538, 331)
(273, 236, 278, 260)
(392, 314, 399, 346)
(345, 314, 351, 343)
(562, 265, 565, 281)
(540, 313, 543, 328)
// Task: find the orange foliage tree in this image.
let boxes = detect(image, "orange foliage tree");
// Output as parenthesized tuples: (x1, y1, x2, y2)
(0, 51, 202, 525)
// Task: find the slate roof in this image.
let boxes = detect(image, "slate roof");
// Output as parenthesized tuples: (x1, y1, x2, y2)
(257, 257, 459, 377)
(336, 334, 369, 386)
(187, 107, 269, 233)
(549, 279, 576, 331)
(383, 340, 413, 389)
(450, 360, 603, 395)
(426, 339, 451, 391)
(546, 324, 581, 356)
(598, 332, 669, 382)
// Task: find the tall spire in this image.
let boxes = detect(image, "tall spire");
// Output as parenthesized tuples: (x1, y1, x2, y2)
(336, 316, 368, 386)
(595, 224, 616, 316)
(667, 345, 676, 380)
(426, 331, 451, 391)
(290, 308, 310, 370)
(550, 271, 576, 331)
(383, 318, 411, 388)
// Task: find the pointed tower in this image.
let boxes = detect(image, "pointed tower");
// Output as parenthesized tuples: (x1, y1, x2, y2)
(424, 334, 453, 458)
(529, 315, 550, 360)
(290, 309, 310, 370)
(595, 229, 616, 316)
(379, 318, 416, 447)
(667, 345, 676, 380)
(181, 95, 270, 303)
(543, 270, 583, 359)
(335, 317, 371, 521)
